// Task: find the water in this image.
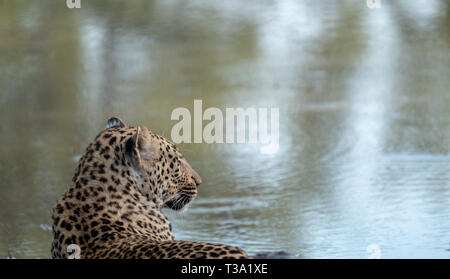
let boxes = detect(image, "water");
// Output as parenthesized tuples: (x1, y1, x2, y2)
(1, 0, 450, 258)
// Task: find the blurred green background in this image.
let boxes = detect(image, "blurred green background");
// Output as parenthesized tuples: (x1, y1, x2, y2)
(1, 0, 450, 258)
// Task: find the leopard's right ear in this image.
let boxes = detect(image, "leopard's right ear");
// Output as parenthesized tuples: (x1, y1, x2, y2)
(125, 127, 143, 167)
(125, 127, 155, 168)
(106, 117, 125, 129)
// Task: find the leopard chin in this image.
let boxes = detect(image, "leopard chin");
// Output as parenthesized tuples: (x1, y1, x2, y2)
(164, 192, 193, 211)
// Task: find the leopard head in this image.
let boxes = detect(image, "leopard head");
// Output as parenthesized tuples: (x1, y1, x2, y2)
(107, 117, 202, 211)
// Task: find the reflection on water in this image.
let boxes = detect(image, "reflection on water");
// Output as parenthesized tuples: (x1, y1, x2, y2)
(1, 0, 450, 258)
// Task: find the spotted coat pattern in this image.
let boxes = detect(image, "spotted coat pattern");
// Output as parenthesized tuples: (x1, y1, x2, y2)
(51, 117, 249, 259)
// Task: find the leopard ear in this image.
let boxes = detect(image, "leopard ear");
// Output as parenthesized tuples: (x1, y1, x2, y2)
(106, 117, 125, 129)
(125, 127, 155, 167)
(125, 127, 142, 167)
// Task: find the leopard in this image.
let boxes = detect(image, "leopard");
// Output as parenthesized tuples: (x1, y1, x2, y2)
(51, 117, 250, 259)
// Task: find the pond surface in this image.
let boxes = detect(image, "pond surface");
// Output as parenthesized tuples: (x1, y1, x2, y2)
(1, 0, 450, 258)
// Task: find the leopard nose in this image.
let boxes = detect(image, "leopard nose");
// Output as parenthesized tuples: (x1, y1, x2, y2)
(191, 170, 202, 186)
(180, 157, 202, 186)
